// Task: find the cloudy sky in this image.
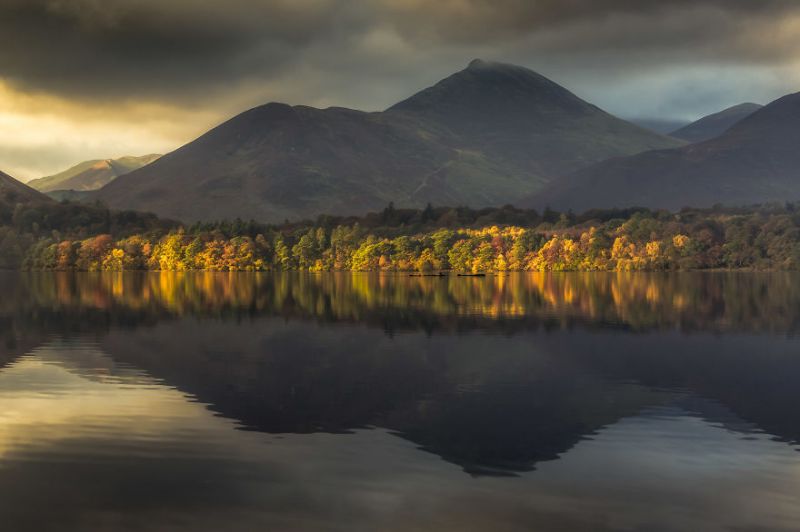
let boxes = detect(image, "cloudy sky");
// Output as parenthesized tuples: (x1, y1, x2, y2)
(2, 0, 800, 180)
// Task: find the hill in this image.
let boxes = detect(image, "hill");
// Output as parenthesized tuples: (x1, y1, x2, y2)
(528, 92, 800, 211)
(629, 118, 691, 135)
(95, 60, 680, 223)
(0, 170, 51, 208)
(29, 154, 161, 193)
(670, 103, 763, 143)
(385, 59, 681, 180)
(42, 190, 94, 203)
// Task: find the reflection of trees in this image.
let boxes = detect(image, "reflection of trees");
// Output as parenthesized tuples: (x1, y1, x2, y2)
(4, 271, 800, 333)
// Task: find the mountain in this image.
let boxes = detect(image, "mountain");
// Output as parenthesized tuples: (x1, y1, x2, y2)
(97, 105, 458, 222)
(528, 93, 800, 212)
(42, 190, 94, 203)
(670, 103, 763, 143)
(28, 154, 161, 193)
(0, 170, 51, 207)
(627, 118, 691, 135)
(95, 60, 681, 223)
(384, 59, 682, 179)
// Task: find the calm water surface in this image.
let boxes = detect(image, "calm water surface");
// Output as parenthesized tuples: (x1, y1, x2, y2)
(1, 271, 800, 531)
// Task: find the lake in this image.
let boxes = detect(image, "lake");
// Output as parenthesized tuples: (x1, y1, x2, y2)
(1, 271, 799, 531)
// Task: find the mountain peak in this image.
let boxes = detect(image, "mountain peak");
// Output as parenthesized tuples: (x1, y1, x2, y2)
(465, 57, 510, 70)
(719, 91, 800, 144)
(465, 58, 526, 73)
(729, 102, 762, 111)
(670, 102, 764, 143)
(28, 154, 163, 193)
(387, 59, 592, 120)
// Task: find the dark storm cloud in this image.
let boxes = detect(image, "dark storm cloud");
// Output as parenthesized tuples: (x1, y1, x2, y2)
(382, 0, 795, 42)
(0, 0, 362, 100)
(1, 0, 799, 105)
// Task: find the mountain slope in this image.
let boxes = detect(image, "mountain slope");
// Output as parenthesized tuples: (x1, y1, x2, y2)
(529, 93, 800, 211)
(670, 103, 763, 143)
(386, 59, 682, 179)
(29, 154, 161, 193)
(629, 118, 691, 135)
(0, 170, 51, 205)
(96, 105, 461, 222)
(96, 60, 681, 223)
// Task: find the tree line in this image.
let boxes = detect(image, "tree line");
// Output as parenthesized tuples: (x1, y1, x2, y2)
(4, 200, 800, 271)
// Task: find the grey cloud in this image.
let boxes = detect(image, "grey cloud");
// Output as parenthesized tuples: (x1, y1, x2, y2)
(0, 0, 798, 129)
(0, 0, 363, 101)
(377, 0, 797, 42)
(3, 0, 800, 178)
(0, 0, 798, 102)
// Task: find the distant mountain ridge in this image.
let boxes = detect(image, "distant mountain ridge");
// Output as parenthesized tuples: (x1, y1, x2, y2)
(628, 118, 692, 135)
(670, 103, 763, 143)
(94, 60, 681, 223)
(528, 92, 800, 211)
(29, 154, 161, 193)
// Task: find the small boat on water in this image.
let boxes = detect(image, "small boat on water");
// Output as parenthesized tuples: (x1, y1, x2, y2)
(456, 273, 487, 277)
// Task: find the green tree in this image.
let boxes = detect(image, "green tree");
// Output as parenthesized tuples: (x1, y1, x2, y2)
(448, 239, 473, 272)
(274, 236, 293, 270)
(292, 230, 318, 270)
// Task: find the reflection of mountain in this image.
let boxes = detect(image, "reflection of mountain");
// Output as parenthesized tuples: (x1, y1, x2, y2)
(556, 332, 800, 445)
(3, 343, 798, 531)
(102, 324, 800, 474)
(0, 328, 38, 369)
(39, 319, 800, 475)
(4, 271, 800, 476)
(103, 320, 446, 434)
(99, 321, 665, 475)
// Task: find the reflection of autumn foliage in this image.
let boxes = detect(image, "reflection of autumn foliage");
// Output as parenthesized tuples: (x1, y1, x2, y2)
(7, 271, 800, 333)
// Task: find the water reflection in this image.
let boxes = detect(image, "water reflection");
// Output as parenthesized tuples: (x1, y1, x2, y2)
(5, 270, 800, 333)
(0, 272, 799, 530)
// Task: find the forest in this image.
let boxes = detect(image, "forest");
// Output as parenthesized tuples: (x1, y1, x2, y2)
(3, 201, 800, 272)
